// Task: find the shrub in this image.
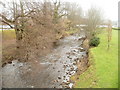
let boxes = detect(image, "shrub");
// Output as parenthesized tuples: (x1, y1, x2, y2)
(89, 37, 100, 47)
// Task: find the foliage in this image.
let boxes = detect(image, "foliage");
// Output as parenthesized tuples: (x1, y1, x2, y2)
(89, 37, 100, 47)
(85, 7, 103, 38)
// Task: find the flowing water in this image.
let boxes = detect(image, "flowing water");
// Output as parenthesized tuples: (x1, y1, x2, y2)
(2, 32, 87, 88)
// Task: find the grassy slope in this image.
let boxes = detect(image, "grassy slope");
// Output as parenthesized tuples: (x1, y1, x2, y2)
(0, 29, 16, 51)
(74, 30, 118, 88)
(2, 29, 16, 40)
(56, 29, 79, 40)
(1, 29, 16, 64)
(65, 29, 79, 35)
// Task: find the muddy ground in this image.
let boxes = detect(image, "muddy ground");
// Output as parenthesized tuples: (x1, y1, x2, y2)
(1, 31, 88, 88)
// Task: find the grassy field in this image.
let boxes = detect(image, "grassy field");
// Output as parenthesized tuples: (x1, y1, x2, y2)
(1, 29, 16, 64)
(2, 29, 16, 40)
(73, 29, 118, 88)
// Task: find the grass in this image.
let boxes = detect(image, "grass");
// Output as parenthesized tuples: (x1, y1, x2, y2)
(2, 29, 16, 41)
(1, 29, 16, 65)
(73, 29, 118, 88)
(65, 28, 79, 35)
(56, 28, 79, 39)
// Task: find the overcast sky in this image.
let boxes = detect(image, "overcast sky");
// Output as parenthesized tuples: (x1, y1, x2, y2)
(62, 0, 119, 21)
(1, 0, 119, 21)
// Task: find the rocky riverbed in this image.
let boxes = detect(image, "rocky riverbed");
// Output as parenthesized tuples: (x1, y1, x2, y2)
(2, 32, 88, 88)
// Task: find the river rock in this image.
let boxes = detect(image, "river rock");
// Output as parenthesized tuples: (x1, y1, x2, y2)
(66, 52, 70, 55)
(19, 63, 23, 67)
(62, 81, 70, 85)
(66, 72, 69, 74)
(78, 36, 86, 41)
(58, 76, 61, 79)
(63, 76, 66, 78)
(69, 83, 73, 88)
(73, 62, 76, 65)
(62, 85, 69, 88)
(77, 77, 79, 80)
(67, 56, 70, 58)
(79, 47, 85, 52)
(71, 52, 75, 55)
(31, 86, 34, 88)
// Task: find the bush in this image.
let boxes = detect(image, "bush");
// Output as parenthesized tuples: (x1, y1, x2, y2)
(89, 37, 100, 47)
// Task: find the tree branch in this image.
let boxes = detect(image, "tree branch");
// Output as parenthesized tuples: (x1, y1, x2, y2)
(59, 13, 68, 18)
(0, 14, 14, 23)
(0, 20, 14, 28)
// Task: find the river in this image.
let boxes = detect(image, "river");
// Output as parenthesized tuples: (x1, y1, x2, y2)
(2, 31, 87, 88)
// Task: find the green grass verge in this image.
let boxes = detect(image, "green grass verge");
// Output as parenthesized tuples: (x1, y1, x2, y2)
(65, 28, 79, 35)
(2, 29, 16, 40)
(56, 28, 79, 40)
(0, 29, 16, 64)
(74, 30, 118, 88)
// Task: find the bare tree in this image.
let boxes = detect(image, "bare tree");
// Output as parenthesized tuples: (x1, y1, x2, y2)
(1, 0, 84, 62)
(52, 0, 68, 24)
(0, 1, 37, 61)
(107, 20, 112, 50)
(85, 6, 103, 38)
(65, 2, 83, 28)
(1, 0, 57, 62)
